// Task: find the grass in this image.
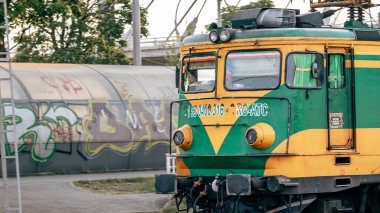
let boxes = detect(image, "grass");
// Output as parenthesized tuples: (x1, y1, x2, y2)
(73, 177, 155, 195)
(73, 177, 185, 212)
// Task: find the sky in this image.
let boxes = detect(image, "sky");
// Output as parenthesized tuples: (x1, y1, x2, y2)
(138, 0, 310, 38)
(136, 0, 380, 39)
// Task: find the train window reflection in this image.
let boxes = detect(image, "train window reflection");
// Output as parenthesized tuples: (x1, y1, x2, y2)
(182, 54, 216, 93)
(225, 50, 281, 90)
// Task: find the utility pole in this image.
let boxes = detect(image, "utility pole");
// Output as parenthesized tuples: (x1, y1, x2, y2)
(217, 0, 222, 27)
(132, 0, 142, 65)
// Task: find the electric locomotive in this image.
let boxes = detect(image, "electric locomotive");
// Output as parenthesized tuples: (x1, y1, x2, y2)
(156, 0, 380, 212)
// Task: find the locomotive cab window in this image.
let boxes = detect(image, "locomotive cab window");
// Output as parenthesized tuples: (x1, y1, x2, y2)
(286, 53, 324, 88)
(224, 50, 281, 90)
(182, 54, 216, 93)
(329, 54, 345, 89)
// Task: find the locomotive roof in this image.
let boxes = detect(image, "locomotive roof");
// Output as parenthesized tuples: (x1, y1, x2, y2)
(182, 27, 369, 45)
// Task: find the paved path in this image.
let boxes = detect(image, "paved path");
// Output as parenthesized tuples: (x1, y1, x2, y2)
(0, 170, 171, 213)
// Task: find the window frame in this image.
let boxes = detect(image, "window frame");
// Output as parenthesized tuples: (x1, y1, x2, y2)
(285, 51, 324, 90)
(223, 49, 282, 91)
(180, 53, 217, 94)
(328, 53, 346, 90)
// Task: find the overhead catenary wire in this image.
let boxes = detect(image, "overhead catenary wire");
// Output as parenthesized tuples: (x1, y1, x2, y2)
(146, 0, 155, 9)
(332, 8, 342, 26)
(167, 0, 198, 41)
(223, 0, 240, 7)
(286, 0, 292, 8)
(196, 0, 207, 18)
(180, 0, 207, 38)
(174, 0, 182, 39)
(235, 0, 241, 7)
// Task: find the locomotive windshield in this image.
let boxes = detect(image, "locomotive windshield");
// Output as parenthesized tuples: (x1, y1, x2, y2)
(182, 54, 216, 92)
(225, 50, 281, 90)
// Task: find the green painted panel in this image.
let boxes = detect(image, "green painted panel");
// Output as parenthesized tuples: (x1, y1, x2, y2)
(355, 68, 380, 128)
(276, 87, 328, 134)
(234, 28, 355, 40)
(354, 55, 380, 60)
(179, 85, 329, 176)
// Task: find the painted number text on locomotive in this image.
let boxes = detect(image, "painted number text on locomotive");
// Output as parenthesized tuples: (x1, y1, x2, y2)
(186, 103, 269, 118)
(187, 104, 224, 118)
(236, 103, 269, 117)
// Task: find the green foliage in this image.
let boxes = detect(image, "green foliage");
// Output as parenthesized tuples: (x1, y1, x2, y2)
(164, 43, 180, 66)
(0, 2, 10, 54)
(9, 0, 149, 64)
(221, 0, 275, 27)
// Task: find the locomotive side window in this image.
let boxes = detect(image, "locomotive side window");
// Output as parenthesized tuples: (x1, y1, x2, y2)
(328, 54, 345, 89)
(182, 54, 216, 93)
(286, 53, 324, 88)
(224, 50, 281, 90)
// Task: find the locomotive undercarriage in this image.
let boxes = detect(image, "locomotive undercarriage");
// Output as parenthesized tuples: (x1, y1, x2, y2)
(155, 174, 380, 212)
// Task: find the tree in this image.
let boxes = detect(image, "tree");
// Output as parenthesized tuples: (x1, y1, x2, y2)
(221, 0, 275, 27)
(9, 0, 149, 64)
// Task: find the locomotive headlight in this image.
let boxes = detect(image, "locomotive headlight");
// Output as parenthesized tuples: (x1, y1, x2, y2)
(173, 131, 184, 145)
(173, 125, 193, 151)
(209, 29, 219, 43)
(245, 129, 257, 145)
(219, 28, 231, 42)
(245, 123, 275, 150)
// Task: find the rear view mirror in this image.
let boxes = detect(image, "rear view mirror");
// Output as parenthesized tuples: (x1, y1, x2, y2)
(312, 62, 319, 79)
(175, 65, 180, 88)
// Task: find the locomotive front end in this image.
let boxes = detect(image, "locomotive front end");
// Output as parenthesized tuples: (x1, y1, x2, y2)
(155, 5, 380, 212)
(155, 15, 302, 211)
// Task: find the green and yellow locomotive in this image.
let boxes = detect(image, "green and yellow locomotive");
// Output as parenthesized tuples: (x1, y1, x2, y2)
(156, 1, 380, 212)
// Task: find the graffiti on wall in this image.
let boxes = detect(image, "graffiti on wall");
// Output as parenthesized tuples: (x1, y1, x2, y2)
(41, 75, 83, 95)
(81, 99, 171, 159)
(0, 99, 172, 164)
(3, 104, 80, 163)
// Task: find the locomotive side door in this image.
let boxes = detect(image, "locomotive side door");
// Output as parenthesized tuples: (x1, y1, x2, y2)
(326, 46, 354, 150)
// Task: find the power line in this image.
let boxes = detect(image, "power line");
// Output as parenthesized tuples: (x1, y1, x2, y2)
(286, 0, 292, 8)
(146, 0, 155, 9)
(167, 0, 198, 41)
(196, 0, 207, 18)
(174, 0, 182, 39)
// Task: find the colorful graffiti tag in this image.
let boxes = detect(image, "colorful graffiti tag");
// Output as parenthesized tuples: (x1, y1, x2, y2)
(3, 104, 80, 163)
(0, 99, 172, 165)
(82, 99, 171, 159)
